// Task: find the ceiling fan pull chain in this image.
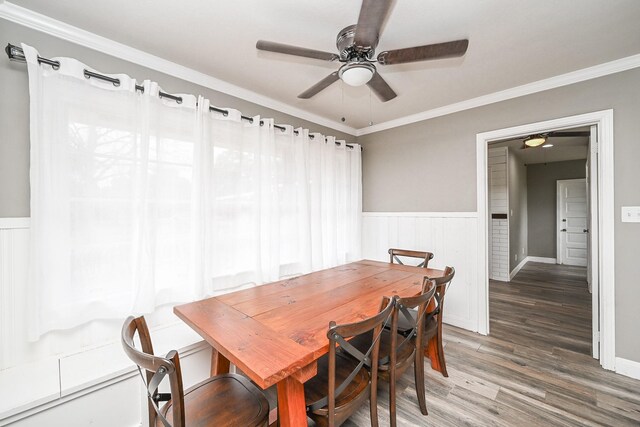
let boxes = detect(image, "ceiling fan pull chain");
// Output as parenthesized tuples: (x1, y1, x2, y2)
(340, 81, 346, 123)
(369, 87, 374, 126)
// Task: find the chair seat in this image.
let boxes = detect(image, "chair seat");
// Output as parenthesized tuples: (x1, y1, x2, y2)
(158, 373, 269, 427)
(304, 352, 371, 423)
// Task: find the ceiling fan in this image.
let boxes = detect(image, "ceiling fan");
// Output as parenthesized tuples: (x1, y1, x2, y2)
(256, 0, 469, 102)
(521, 130, 590, 149)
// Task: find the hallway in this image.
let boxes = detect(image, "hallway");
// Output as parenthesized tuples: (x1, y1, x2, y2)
(490, 261, 592, 356)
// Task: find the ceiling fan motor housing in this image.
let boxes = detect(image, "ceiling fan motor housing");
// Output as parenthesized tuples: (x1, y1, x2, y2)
(336, 25, 374, 61)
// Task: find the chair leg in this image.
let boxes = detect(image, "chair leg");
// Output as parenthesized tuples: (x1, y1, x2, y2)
(389, 367, 397, 427)
(370, 393, 379, 427)
(414, 350, 428, 415)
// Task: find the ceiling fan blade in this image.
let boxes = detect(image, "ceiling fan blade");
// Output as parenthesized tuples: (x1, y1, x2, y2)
(367, 72, 397, 102)
(298, 72, 340, 99)
(547, 131, 590, 137)
(377, 39, 469, 65)
(353, 0, 394, 50)
(256, 40, 339, 61)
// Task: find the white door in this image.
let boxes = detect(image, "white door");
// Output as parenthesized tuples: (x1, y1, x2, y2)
(557, 179, 588, 266)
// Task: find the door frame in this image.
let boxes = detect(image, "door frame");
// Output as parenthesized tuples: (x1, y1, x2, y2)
(556, 178, 588, 266)
(476, 109, 615, 370)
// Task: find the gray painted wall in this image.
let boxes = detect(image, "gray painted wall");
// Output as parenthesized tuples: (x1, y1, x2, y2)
(359, 67, 640, 363)
(508, 149, 528, 271)
(0, 20, 354, 218)
(527, 160, 586, 259)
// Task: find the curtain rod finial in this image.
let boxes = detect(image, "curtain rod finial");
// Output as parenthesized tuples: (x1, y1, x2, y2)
(5, 43, 30, 64)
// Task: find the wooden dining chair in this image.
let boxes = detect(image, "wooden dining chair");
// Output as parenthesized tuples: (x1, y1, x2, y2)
(303, 297, 395, 427)
(395, 266, 455, 377)
(121, 316, 270, 427)
(388, 248, 434, 268)
(349, 278, 437, 426)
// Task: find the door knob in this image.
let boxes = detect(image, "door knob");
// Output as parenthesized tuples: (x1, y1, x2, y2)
(583, 229, 589, 233)
(561, 229, 567, 232)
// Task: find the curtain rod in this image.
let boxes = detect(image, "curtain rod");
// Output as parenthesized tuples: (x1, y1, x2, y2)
(5, 43, 357, 149)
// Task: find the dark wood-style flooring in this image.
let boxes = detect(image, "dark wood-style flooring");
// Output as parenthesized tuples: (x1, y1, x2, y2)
(341, 262, 640, 426)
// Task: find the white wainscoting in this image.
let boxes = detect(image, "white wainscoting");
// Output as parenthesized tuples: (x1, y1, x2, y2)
(0, 219, 212, 426)
(362, 212, 479, 332)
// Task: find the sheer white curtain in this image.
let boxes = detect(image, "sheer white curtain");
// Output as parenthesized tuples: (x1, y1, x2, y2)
(22, 43, 361, 340)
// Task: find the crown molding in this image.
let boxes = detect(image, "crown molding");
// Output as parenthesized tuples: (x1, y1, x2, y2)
(0, 1, 358, 136)
(357, 53, 640, 136)
(3, 1, 639, 139)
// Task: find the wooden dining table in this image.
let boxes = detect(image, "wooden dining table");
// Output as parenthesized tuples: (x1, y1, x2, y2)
(174, 259, 445, 427)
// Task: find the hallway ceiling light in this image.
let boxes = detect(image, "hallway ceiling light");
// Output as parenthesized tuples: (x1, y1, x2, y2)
(520, 130, 589, 150)
(524, 134, 547, 147)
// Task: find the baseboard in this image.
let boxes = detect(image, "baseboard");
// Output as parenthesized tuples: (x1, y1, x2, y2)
(0, 341, 209, 425)
(443, 314, 477, 334)
(509, 257, 529, 280)
(509, 256, 559, 279)
(615, 357, 640, 380)
(526, 256, 557, 264)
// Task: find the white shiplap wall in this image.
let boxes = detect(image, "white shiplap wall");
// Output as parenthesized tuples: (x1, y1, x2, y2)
(488, 147, 509, 281)
(491, 219, 509, 280)
(489, 147, 508, 214)
(362, 212, 479, 332)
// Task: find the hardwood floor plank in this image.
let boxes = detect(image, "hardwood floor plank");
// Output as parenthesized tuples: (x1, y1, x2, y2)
(596, 392, 640, 423)
(495, 387, 596, 427)
(545, 390, 640, 426)
(446, 367, 501, 401)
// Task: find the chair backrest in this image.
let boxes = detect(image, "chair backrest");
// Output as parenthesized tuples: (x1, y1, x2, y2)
(390, 278, 437, 365)
(121, 316, 185, 427)
(307, 297, 395, 427)
(428, 266, 455, 321)
(388, 248, 435, 268)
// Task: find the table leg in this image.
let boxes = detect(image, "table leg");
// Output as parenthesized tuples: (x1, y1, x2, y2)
(423, 298, 448, 376)
(210, 347, 230, 376)
(277, 376, 307, 427)
(424, 333, 448, 377)
(425, 336, 441, 368)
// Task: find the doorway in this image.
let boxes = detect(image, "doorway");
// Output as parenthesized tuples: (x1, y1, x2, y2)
(476, 110, 615, 370)
(486, 127, 593, 358)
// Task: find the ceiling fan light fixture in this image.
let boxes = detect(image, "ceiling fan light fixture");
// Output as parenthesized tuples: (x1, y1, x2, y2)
(339, 62, 375, 86)
(524, 135, 547, 147)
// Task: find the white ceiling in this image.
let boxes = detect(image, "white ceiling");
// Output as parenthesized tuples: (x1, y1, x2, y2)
(9, 0, 640, 131)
